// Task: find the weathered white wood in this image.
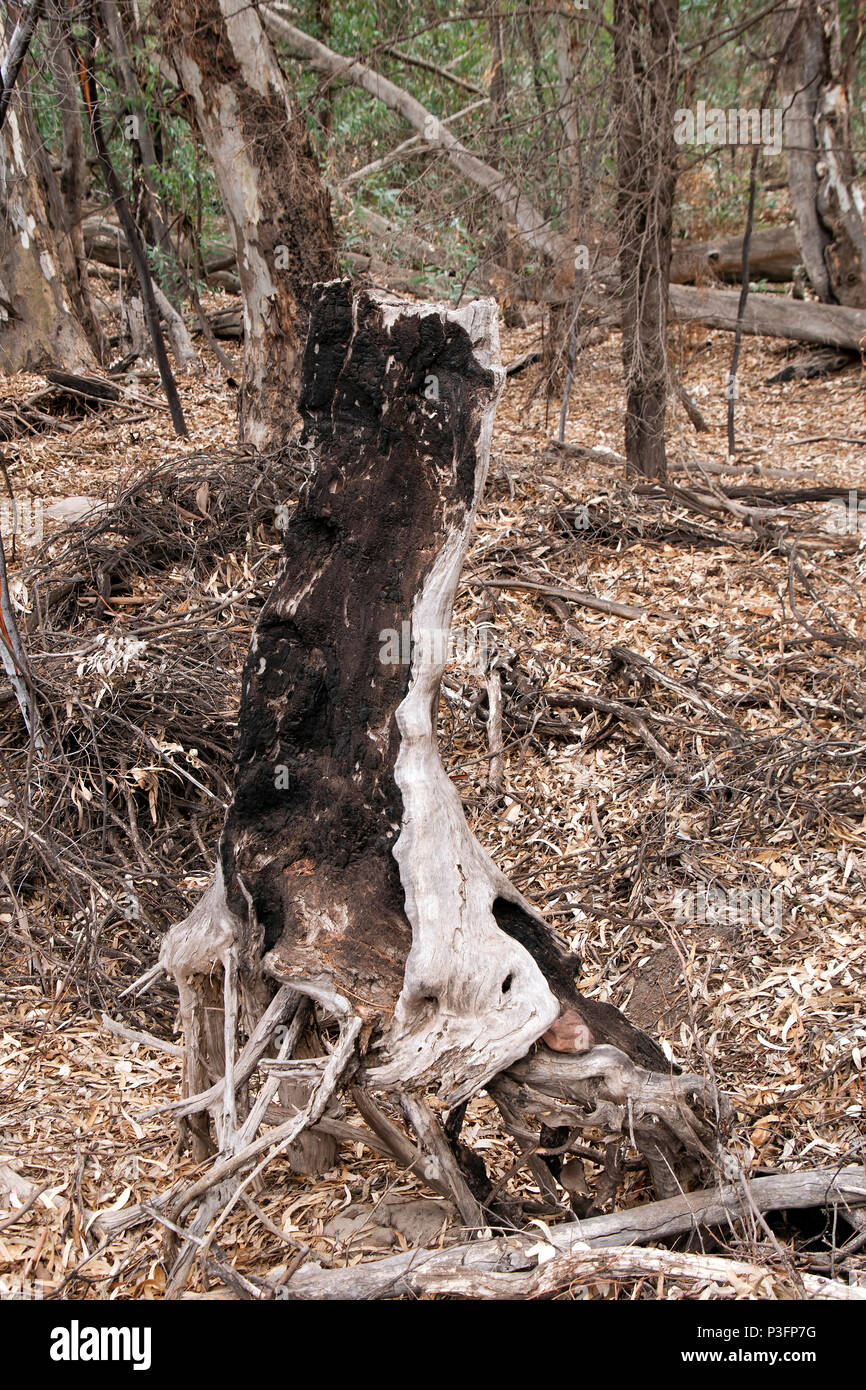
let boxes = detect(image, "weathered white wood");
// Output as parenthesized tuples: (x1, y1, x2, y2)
(270, 1164, 866, 1299)
(365, 297, 560, 1103)
(415, 1246, 865, 1300)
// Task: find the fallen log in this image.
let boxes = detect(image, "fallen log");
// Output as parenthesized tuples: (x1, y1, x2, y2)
(671, 225, 800, 285)
(669, 283, 866, 351)
(206, 306, 243, 341)
(0, 371, 121, 439)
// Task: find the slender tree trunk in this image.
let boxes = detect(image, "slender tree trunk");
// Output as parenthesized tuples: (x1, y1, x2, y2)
(547, 9, 584, 398)
(613, 0, 679, 480)
(315, 0, 333, 140)
(488, 4, 506, 167)
(780, 0, 866, 306)
(151, 0, 338, 448)
(98, 0, 176, 281)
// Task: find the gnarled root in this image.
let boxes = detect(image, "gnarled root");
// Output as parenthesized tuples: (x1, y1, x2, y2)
(490, 1044, 733, 1201)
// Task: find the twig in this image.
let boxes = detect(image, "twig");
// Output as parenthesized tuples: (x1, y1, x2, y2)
(399, 1093, 486, 1232)
(485, 667, 505, 796)
(0, 1181, 53, 1232)
(100, 1012, 184, 1058)
(471, 575, 645, 620)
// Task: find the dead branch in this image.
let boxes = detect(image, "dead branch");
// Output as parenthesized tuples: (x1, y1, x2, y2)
(266, 1164, 866, 1299)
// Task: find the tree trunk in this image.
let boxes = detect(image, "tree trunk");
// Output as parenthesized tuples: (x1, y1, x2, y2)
(155, 285, 726, 1243)
(43, 5, 106, 358)
(780, 0, 866, 306)
(98, 0, 176, 287)
(614, 0, 679, 479)
(151, 0, 338, 448)
(0, 95, 94, 374)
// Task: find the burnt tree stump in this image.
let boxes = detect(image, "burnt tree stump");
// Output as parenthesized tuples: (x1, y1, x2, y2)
(155, 285, 728, 1272)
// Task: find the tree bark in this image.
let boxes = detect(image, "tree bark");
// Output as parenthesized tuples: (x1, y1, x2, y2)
(98, 0, 177, 287)
(614, 0, 679, 480)
(780, 0, 866, 306)
(0, 94, 94, 373)
(42, 5, 106, 358)
(151, 0, 338, 448)
(670, 225, 801, 284)
(669, 280, 866, 348)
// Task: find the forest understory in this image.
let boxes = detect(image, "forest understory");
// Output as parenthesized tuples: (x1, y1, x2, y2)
(1, 297, 864, 1300)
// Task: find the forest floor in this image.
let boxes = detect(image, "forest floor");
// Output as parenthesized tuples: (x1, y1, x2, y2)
(0, 298, 864, 1299)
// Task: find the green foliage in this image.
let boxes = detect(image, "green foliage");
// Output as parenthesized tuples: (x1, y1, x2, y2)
(23, 0, 866, 298)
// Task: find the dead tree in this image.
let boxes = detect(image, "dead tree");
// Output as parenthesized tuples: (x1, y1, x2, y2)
(613, 0, 679, 480)
(779, 0, 866, 307)
(147, 285, 727, 1282)
(151, 0, 338, 449)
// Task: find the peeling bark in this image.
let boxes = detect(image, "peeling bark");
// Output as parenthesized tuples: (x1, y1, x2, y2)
(0, 97, 94, 374)
(780, 0, 866, 306)
(151, 0, 338, 447)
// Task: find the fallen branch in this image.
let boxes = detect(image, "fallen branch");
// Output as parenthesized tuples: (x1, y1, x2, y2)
(470, 575, 645, 620)
(670, 283, 866, 352)
(341, 96, 489, 186)
(412, 1245, 864, 1300)
(270, 1164, 866, 1299)
(262, 8, 571, 265)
